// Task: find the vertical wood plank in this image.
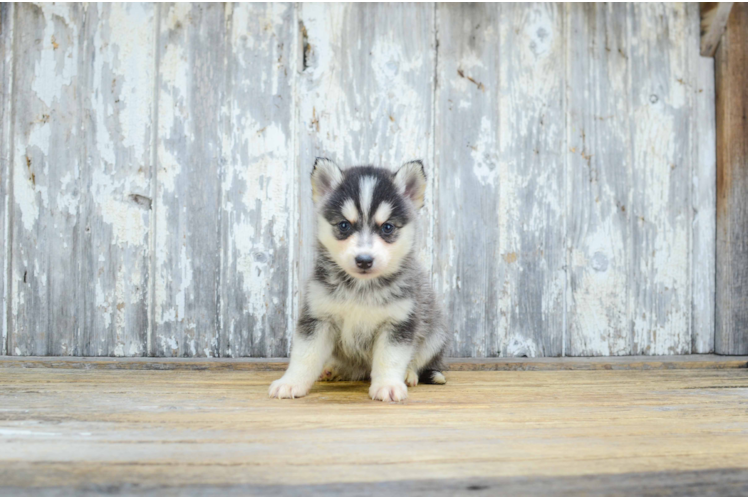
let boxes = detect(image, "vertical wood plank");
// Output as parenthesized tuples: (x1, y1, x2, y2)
(434, 4, 501, 357)
(1, 3, 14, 355)
(80, 3, 155, 356)
(690, 4, 716, 354)
(566, 4, 632, 356)
(220, 3, 296, 357)
(9, 4, 85, 355)
(628, 4, 692, 355)
(154, 3, 226, 356)
(497, 4, 566, 357)
(296, 3, 436, 345)
(715, 3, 748, 354)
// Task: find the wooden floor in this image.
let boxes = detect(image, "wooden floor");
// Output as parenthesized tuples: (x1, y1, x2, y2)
(1, 360, 748, 495)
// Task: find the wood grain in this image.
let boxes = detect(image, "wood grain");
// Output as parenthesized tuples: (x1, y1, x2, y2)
(219, 3, 296, 357)
(5, 4, 157, 356)
(80, 4, 156, 356)
(691, 5, 717, 354)
(434, 3, 501, 357)
(8, 469, 746, 496)
(153, 3, 227, 356)
(1, 367, 747, 494)
(9, 4, 86, 355)
(566, 4, 632, 356)
(715, 2, 748, 355)
(628, 4, 693, 355)
(0, 3, 13, 356)
(496, 4, 566, 356)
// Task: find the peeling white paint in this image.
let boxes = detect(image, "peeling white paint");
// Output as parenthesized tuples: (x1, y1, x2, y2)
(106, 3, 154, 160)
(471, 116, 499, 187)
(114, 343, 125, 357)
(31, 6, 76, 108)
(174, 244, 192, 323)
(165, 2, 191, 30)
(13, 155, 39, 232)
(92, 171, 148, 247)
(504, 334, 539, 358)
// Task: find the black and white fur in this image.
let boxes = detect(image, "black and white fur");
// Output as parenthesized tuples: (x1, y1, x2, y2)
(269, 158, 448, 402)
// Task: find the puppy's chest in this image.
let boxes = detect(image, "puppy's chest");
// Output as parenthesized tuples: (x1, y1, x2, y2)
(309, 288, 413, 354)
(333, 302, 398, 358)
(328, 300, 404, 334)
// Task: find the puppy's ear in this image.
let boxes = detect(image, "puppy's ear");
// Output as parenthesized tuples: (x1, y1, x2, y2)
(394, 160, 427, 210)
(311, 158, 343, 204)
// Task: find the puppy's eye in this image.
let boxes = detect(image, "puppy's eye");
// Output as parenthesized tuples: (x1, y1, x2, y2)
(337, 221, 351, 232)
(381, 222, 394, 235)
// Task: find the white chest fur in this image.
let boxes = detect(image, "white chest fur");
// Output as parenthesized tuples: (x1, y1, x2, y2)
(307, 281, 413, 356)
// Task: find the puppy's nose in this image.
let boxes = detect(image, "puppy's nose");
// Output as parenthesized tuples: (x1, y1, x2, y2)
(355, 254, 374, 269)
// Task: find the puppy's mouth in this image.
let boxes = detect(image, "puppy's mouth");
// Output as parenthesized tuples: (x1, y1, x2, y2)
(352, 268, 379, 279)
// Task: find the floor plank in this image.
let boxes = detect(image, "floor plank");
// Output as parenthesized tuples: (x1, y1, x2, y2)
(0, 367, 747, 495)
(1, 355, 747, 371)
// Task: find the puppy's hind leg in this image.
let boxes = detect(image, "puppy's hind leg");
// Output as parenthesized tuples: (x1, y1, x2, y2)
(412, 339, 448, 385)
(318, 358, 346, 382)
(418, 369, 446, 385)
(404, 365, 419, 387)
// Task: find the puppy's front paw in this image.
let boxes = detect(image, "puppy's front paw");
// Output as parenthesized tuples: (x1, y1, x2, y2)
(369, 380, 408, 402)
(269, 377, 310, 399)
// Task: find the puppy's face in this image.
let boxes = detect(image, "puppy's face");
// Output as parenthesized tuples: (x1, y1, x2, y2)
(311, 159, 426, 280)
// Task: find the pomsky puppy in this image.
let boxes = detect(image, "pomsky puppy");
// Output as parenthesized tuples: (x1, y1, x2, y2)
(269, 158, 449, 402)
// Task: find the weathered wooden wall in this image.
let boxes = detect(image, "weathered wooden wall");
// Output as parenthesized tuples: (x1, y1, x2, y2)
(0, 3, 716, 358)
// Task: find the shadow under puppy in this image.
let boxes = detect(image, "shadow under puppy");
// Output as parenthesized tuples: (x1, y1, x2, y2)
(270, 158, 449, 402)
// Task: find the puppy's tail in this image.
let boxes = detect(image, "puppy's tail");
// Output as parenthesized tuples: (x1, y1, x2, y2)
(419, 369, 446, 385)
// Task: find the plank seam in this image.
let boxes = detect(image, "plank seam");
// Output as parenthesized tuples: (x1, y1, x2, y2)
(1, 3, 15, 357)
(688, 3, 695, 355)
(624, 4, 635, 354)
(147, 3, 161, 357)
(214, 5, 228, 357)
(78, 4, 90, 356)
(495, 3, 503, 357)
(429, 2, 438, 291)
(288, 2, 301, 357)
(218, 4, 231, 357)
(562, 3, 570, 357)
